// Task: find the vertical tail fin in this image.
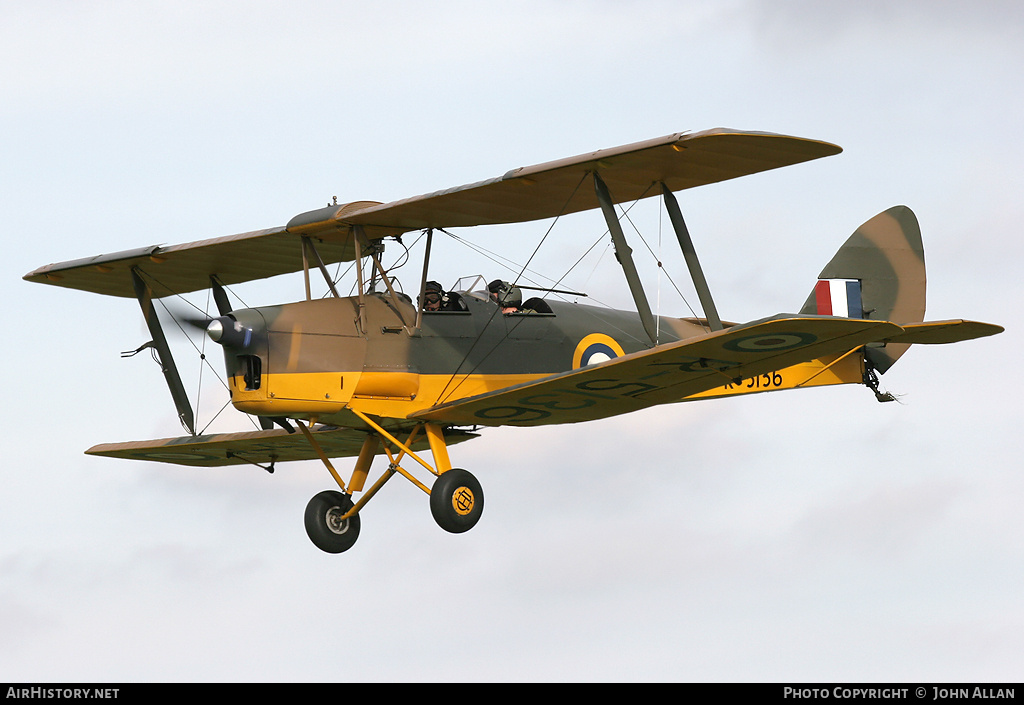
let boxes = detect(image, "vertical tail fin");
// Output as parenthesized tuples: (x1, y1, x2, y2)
(800, 206, 925, 373)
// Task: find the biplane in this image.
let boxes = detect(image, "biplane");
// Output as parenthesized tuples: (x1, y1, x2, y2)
(24, 128, 1002, 553)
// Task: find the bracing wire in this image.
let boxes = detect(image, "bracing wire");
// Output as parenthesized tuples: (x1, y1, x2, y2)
(618, 200, 702, 324)
(138, 269, 262, 433)
(435, 171, 590, 403)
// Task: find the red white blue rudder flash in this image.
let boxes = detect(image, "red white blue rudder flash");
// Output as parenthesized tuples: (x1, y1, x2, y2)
(814, 279, 862, 318)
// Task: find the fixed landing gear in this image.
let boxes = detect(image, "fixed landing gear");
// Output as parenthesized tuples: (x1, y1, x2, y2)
(299, 418, 484, 554)
(303, 467, 485, 553)
(304, 490, 361, 553)
(430, 468, 484, 533)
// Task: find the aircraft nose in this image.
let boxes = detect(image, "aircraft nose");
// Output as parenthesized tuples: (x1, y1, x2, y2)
(206, 316, 253, 348)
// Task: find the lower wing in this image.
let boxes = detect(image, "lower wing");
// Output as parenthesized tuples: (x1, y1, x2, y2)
(86, 425, 478, 468)
(412, 315, 905, 427)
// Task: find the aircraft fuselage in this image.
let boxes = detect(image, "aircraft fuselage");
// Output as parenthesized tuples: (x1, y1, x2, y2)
(221, 291, 710, 428)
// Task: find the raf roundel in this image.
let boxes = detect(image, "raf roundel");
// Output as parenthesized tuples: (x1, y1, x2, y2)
(722, 331, 818, 353)
(573, 334, 626, 368)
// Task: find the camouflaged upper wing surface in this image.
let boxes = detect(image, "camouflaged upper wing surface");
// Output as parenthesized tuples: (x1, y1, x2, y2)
(411, 316, 901, 427)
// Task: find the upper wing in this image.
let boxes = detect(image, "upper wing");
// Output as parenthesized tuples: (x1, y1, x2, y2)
(22, 200, 387, 299)
(25, 226, 297, 299)
(24, 129, 839, 298)
(85, 424, 478, 468)
(297, 128, 841, 236)
(412, 316, 901, 427)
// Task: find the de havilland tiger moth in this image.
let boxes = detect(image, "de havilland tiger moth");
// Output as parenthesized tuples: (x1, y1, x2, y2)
(24, 128, 1003, 553)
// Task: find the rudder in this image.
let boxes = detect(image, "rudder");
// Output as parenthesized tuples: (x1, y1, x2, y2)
(800, 206, 926, 373)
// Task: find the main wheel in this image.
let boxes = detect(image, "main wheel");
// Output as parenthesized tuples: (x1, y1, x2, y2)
(304, 490, 361, 553)
(430, 469, 483, 533)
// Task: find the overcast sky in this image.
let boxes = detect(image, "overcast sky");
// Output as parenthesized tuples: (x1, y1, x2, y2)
(3, 1, 1022, 682)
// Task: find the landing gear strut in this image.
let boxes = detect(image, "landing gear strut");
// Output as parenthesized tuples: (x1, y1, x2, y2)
(299, 416, 483, 553)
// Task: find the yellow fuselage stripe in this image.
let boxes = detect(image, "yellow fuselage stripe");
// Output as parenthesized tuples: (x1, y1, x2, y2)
(229, 354, 863, 420)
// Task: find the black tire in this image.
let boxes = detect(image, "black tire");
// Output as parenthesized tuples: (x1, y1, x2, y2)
(430, 469, 483, 533)
(304, 490, 361, 553)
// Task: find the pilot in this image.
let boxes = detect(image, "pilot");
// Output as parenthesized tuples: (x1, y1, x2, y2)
(487, 279, 524, 314)
(422, 280, 467, 312)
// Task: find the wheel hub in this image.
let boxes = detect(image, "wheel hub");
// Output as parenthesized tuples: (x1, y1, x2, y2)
(451, 486, 475, 516)
(325, 506, 351, 535)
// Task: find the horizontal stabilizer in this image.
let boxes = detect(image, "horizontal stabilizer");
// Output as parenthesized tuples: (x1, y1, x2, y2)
(880, 319, 1004, 345)
(87, 424, 478, 468)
